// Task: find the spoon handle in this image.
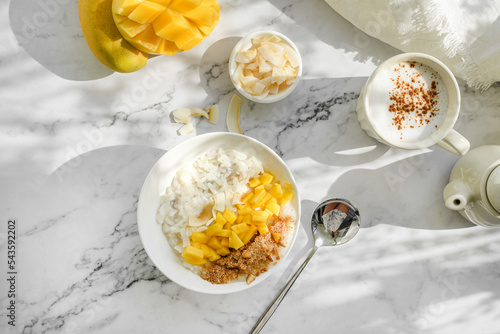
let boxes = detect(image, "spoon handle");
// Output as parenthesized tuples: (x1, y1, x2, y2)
(250, 246, 318, 334)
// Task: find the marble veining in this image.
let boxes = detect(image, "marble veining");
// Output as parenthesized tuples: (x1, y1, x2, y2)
(2, 0, 500, 333)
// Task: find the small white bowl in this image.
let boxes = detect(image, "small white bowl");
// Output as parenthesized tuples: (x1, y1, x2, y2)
(229, 30, 303, 104)
(137, 133, 301, 294)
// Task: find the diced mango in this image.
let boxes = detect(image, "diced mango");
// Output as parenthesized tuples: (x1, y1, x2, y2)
(223, 221, 232, 230)
(254, 192, 271, 208)
(191, 231, 209, 244)
(155, 38, 180, 55)
(215, 211, 227, 225)
(230, 231, 245, 250)
(128, 1, 166, 24)
(220, 237, 229, 248)
(206, 222, 223, 236)
(117, 19, 148, 38)
(231, 223, 249, 235)
(129, 25, 162, 53)
(281, 190, 294, 204)
(190, 241, 202, 249)
(235, 215, 244, 224)
(250, 190, 266, 205)
(258, 224, 269, 234)
(174, 21, 204, 50)
(238, 205, 252, 216)
(208, 250, 221, 262)
(113, 0, 144, 16)
(168, 0, 202, 13)
(260, 172, 274, 185)
(284, 182, 294, 190)
(200, 244, 213, 258)
(248, 178, 261, 188)
(241, 192, 253, 204)
(270, 183, 283, 199)
(272, 232, 281, 242)
(153, 9, 189, 40)
(112, 0, 220, 54)
(222, 208, 237, 224)
(182, 245, 204, 260)
(183, 257, 207, 265)
(254, 185, 265, 194)
(242, 225, 258, 244)
(266, 201, 281, 216)
(214, 229, 232, 238)
(251, 210, 270, 224)
(242, 215, 252, 225)
(216, 247, 230, 256)
(207, 236, 221, 250)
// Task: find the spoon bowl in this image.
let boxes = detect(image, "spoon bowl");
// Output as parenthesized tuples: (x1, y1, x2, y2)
(251, 198, 361, 333)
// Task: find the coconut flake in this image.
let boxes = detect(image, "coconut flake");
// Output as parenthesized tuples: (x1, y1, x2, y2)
(177, 123, 194, 136)
(227, 94, 242, 134)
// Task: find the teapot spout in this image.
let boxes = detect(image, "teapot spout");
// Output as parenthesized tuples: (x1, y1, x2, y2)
(443, 180, 474, 211)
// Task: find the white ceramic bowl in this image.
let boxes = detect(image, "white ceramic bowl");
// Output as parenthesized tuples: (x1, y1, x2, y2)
(229, 30, 303, 104)
(137, 133, 301, 294)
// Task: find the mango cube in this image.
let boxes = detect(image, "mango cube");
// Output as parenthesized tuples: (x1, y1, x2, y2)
(206, 222, 223, 236)
(214, 229, 232, 238)
(281, 190, 294, 204)
(258, 224, 269, 234)
(200, 244, 213, 258)
(251, 210, 270, 224)
(242, 225, 258, 244)
(222, 208, 237, 224)
(230, 231, 245, 250)
(272, 232, 281, 242)
(266, 201, 281, 216)
(128, 1, 166, 24)
(231, 223, 249, 235)
(248, 178, 261, 188)
(207, 236, 222, 250)
(216, 247, 230, 256)
(220, 237, 229, 248)
(260, 172, 274, 185)
(215, 211, 227, 225)
(241, 192, 253, 204)
(191, 231, 209, 243)
(112, 0, 220, 54)
(270, 183, 283, 198)
(182, 245, 204, 260)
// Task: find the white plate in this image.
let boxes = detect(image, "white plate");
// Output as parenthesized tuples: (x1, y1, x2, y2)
(137, 132, 301, 294)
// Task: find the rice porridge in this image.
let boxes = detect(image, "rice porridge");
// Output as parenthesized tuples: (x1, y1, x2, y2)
(156, 148, 296, 284)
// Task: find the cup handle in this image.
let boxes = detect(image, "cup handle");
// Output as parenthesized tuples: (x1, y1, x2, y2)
(436, 129, 470, 156)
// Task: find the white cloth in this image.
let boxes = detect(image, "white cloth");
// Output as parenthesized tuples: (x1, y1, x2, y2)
(325, 0, 500, 89)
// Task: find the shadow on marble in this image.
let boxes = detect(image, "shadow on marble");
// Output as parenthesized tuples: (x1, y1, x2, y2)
(268, 0, 400, 66)
(325, 150, 475, 230)
(240, 76, 390, 166)
(199, 36, 241, 98)
(264, 225, 500, 333)
(9, 0, 114, 80)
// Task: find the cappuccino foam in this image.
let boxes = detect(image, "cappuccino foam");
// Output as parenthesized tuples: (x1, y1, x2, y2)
(368, 61, 448, 144)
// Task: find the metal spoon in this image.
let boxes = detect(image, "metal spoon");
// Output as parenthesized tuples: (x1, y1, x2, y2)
(250, 198, 361, 334)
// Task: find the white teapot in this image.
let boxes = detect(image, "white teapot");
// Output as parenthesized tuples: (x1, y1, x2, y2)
(443, 145, 500, 227)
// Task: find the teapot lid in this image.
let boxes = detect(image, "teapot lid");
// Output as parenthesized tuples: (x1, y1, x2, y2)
(487, 165, 500, 213)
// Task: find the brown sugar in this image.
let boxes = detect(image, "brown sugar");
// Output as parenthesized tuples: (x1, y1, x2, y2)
(201, 215, 294, 285)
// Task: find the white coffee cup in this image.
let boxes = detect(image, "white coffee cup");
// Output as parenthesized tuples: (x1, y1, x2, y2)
(356, 53, 470, 156)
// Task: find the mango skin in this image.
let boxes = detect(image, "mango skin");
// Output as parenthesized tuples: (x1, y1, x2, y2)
(79, 0, 148, 73)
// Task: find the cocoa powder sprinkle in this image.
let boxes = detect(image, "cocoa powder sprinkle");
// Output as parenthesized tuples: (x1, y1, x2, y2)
(388, 62, 443, 136)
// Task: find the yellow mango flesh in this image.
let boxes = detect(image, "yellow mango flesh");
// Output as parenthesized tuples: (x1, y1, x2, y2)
(112, 0, 220, 55)
(79, 0, 148, 73)
(181, 172, 295, 266)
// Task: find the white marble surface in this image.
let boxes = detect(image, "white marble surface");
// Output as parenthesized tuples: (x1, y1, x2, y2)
(1, 0, 500, 333)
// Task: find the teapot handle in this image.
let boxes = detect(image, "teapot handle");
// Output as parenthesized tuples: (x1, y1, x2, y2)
(443, 179, 474, 211)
